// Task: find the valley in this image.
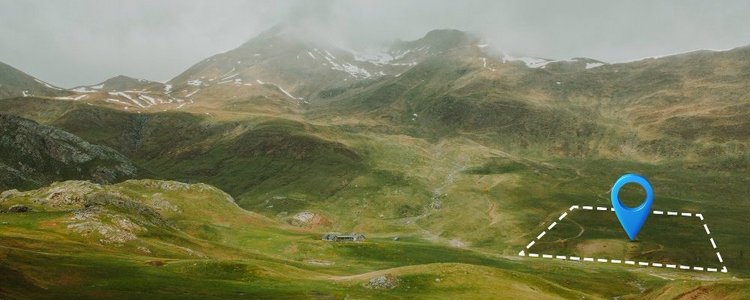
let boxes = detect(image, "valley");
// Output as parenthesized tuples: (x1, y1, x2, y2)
(1, 27, 749, 298)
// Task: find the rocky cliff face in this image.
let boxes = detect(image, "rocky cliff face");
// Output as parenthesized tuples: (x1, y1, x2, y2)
(0, 114, 138, 190)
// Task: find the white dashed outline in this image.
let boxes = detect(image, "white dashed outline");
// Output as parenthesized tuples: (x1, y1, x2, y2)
(518, 205, 728, 273)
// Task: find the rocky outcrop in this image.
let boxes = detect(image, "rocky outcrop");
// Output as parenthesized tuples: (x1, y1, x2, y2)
(0, 180, 175, 244)
(288, 211, 331, 228)
(0, 114, 137, 191)
(8, 204, 29, 212)
(366, 274, 399, 289)
(0, 180, 239, 255)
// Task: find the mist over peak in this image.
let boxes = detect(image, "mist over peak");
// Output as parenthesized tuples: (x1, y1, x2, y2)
(1, 0, 749, 88)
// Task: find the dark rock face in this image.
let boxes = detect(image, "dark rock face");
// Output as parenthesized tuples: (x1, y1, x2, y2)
(8, 204, 29, 212)
(0, 114, 137, 191)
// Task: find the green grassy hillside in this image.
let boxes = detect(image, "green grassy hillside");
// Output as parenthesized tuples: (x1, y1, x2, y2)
(1, 180, 748, 299)
(0, 98, 365, 213)
(1, 29, 749, 298)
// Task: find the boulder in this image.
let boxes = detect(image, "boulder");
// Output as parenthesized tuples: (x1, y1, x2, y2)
(366, 274, 399, 289)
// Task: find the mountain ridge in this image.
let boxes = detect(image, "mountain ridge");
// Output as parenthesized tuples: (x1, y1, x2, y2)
(0, 61, 71, 99)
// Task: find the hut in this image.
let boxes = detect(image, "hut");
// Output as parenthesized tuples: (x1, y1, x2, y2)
(321, 232, 365, 241)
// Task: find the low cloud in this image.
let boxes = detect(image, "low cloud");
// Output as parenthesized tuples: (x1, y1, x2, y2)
(1, 0, 748, 87)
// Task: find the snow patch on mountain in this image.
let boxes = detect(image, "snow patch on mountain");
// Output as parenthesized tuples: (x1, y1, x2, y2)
(72, 83, 103, 93)
(219, 73, 239, 81)
(54, 94, 88, 101)
(276, 85, 299, 100)
(34, 78, 63, 91)
(106, 98, 130, 106)
(311, 48, 373, 79)
(138, 94, 157, 105)
(185, 89, 200, 98)
(109, 92, 144, 108)
(333, 62, 371, 78)
(353, 50, 394, 65)
(481, 57, 496, 71)
(501, 54, 553, 68)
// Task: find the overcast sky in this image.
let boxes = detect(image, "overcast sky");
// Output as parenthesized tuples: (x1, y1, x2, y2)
(1, 0, 749, 88)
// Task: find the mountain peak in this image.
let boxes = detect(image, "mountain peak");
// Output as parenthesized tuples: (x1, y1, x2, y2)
(239, 24, 287, 48)
(238, 23, 331, 50)
(392, 29, 478, 53)
(422, 29, 472, 41)
(85, 75, 163, 92)
(102, 75, 153, 85)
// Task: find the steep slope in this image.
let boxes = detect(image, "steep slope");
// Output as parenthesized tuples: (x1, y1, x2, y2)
(168, 25, 383, 102)
(167, 28, 486, 105)
(0, 61, 71, 99)
(0, 114, 138, 191)
(312, 45, 607, 158)
(534, 46, 750, 164)
(313, 43, 750, 165)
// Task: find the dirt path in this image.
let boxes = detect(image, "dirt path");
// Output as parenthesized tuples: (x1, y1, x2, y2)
(325, 265, 410, 281)
(540, 218, 585, 245)
(640, 244, 665, 255)
(565, 218, 586, 241)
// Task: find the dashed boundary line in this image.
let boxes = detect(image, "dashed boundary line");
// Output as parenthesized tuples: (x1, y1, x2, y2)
(518, 205, 728, 273)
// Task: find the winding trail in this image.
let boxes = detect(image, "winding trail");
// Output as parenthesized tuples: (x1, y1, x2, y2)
(535, 218, 585, 246)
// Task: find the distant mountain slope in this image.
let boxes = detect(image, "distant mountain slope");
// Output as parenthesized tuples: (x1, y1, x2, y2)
(388, 29, 480, 62)
(59, 73, 309, 114)
(72, 75, 166, 93)
(312, 42, 750, 165)
(0, 61, 71, 99)
(0, 113, 138, 191)
(166, 28, 485, 104)
(66, 75, 186, 109)
(50, 28, 601, 113)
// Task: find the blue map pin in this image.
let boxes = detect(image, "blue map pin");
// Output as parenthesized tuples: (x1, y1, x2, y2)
(611, 173, 654, 241)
